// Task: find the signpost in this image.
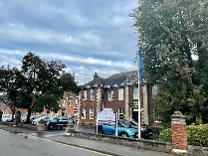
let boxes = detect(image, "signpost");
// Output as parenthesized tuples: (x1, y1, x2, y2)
(115, 112, 119, 136)
(96, 108, 115, 133)
(136, 50, 141, 139)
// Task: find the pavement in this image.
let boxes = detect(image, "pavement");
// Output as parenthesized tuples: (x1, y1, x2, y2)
(50, 136, 173, 156)
(0, 124, 174, 156)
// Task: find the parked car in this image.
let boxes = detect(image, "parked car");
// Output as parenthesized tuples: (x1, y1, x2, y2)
(119, 119, 153, 139)
(2, 114, 12, 122)
(30, 115, 41, 124)
(98, 120, 153, 139)
(21, 114, 27, 123)
(32, 115, 49, 125)
(46, 116, 74, 130)
(98, 122, 138, 138)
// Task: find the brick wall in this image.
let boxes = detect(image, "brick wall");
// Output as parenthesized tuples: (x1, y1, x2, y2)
(79, 89, 97, 126)
(104, 87, 125, 113)
(66, 98, 78, 117)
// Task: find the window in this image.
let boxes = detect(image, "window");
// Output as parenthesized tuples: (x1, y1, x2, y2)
(118, 88, 124, 101)
(89, 108, 95, 119)
(108, 90, 114, 101)
(82, 90, 87, 100)
(117, 108, 124, 119)
(90, 89, 95, 100)
(133, 87, 138, 100)
(117, 107, 124, 114)
(82, 108, 86, 119)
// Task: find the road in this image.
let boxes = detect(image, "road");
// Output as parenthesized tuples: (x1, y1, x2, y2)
(0, 129, 110, 156)
(0, 125, 172, 156)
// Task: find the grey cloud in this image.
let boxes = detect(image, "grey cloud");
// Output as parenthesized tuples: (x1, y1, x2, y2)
(0, 0, 138, 84)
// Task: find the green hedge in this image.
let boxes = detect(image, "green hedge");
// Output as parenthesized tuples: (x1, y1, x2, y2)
(156, 124, 208, 147)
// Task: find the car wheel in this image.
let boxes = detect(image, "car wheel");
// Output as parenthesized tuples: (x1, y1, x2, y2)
(60, 126, 63, 130)
(120, 132, 128, 138)
(98, 128, 103, 134)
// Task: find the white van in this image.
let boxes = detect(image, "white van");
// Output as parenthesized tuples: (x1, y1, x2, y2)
(2, 114, 12, 122)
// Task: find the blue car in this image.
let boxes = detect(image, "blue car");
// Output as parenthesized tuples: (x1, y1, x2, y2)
(98, 121, 138, 138)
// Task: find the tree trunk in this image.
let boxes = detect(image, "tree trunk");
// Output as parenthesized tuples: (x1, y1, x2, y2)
(12, 110, 15, 122)
(10, 106, 16, 122)
(26, 108, 32, 124)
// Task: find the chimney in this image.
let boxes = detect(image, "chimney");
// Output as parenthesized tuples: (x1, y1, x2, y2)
(93, 72, 99, 81)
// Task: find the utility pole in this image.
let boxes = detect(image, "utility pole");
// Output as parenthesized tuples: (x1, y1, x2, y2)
(137, 50, 141, 139)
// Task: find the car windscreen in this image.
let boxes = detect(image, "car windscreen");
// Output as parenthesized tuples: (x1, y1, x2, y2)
(120, 120, 131, 127)
(130, 120, 138, 126)
(49, 116, 58, 120)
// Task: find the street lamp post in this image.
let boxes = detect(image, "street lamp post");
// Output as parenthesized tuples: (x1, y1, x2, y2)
(137, 51, 141, 139)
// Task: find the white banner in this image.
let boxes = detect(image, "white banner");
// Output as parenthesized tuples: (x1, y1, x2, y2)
(96, 108, 115, 125)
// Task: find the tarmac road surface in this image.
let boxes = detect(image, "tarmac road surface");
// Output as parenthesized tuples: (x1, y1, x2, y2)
(0, 129, 111, 156)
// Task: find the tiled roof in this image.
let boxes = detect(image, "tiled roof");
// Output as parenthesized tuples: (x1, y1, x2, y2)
(84, 71, 138, 87)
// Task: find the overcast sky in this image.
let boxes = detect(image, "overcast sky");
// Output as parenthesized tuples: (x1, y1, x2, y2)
(0, 0, 138, 84)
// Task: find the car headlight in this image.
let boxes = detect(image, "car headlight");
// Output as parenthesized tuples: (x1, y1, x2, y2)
(128, 130, 135, 135)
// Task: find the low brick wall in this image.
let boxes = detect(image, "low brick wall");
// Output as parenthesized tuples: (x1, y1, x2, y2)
(67, 131, 172, 153)
(188, 145, 208, 156)
(67, 131, 208, 155)
(0, 121, 36, 130)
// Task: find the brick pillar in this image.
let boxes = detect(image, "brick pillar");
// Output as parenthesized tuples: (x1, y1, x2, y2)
(142, 84, 149, 125)
(96, 87, 102, 112)
(171, 111, 188, 155)
(124, 85, 130, 120)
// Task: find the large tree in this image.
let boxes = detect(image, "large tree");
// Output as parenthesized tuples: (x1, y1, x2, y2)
(0, 66, 24, 120)
(0, 52, 79, 123)
(60, 73, 80, 95)
(132, 0, 208, 124)
(20, 52, 66, 123)
(34, 95, 59, 113)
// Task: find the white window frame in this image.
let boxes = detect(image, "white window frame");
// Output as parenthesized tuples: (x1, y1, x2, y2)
(108, 90, 114, 101)
(118, 88, 124, 101)
(117, 107, 124, 114)
(133, 87, 138, 100)
(90, 89, 95, 101)
(82, 90, 87, 101)
(89, 108, 95, 119)
(82, 108, 86, 119)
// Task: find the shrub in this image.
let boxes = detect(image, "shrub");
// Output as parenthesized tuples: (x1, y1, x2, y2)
(188, 124, 208, 147)
(156, 124, 208, 147)
(157, 128, 171, 142)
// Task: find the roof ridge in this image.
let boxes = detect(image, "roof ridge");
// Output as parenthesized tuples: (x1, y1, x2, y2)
(84, 70, 137, 87)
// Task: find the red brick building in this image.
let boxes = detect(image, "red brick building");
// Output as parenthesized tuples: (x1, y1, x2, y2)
(59, 91, 79, 117)
(0, 102, 12, 114)
(78, 71, 153, 126)
(0, 101, 28, 115)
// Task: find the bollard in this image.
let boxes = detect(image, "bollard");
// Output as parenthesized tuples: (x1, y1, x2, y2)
(65, 123, 75, 136)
